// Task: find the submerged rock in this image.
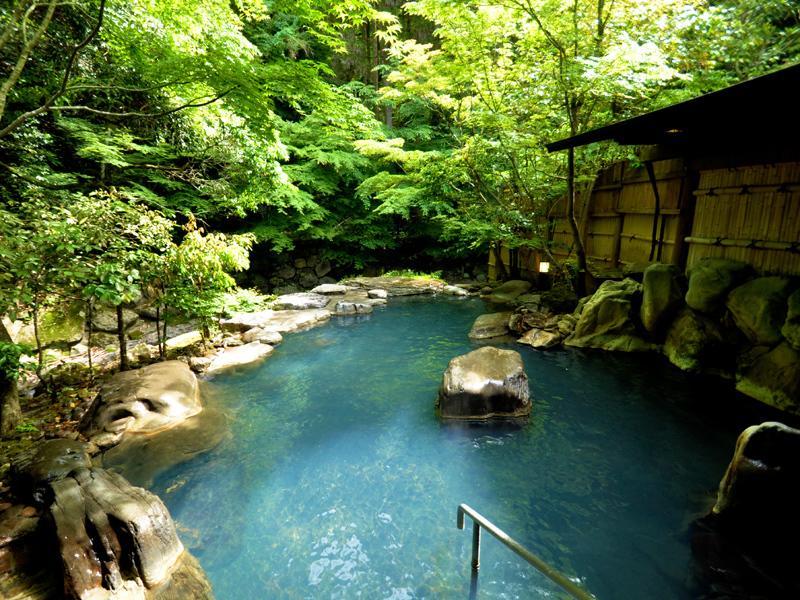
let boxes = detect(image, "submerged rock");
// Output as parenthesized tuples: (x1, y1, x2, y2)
(468, 312, 512, 340)
(207, 342, 274, 374)
(484, 280, 532, 306)
(685, 257, 753, 314)
(273, 292, 330, 310)
(640, 263, 685, 335)
(80, 361, 201, 448)
(517, 328, 561, 349)
(727, 276, 796, 345)
(437, 347, 531, 419)
(565, 279, 655, 352)
(736, 342, 800, 413)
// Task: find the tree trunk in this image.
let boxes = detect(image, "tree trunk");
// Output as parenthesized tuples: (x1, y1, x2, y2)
(567, 147, 588, 296)
(116, 305, 129, 372)
(32, 301, 44, 379)
(0, 320, 21, 437)
(86, 299, 94, 383)
(491, 242, 509, 280)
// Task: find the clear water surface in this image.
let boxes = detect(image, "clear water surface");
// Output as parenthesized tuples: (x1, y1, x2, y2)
(149, 297, 766, 599)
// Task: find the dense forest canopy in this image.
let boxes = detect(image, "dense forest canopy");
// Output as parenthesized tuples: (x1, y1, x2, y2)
(1, 0, 799, 429)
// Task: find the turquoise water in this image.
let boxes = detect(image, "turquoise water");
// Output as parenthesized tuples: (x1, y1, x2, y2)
(151, 298, 760, 599)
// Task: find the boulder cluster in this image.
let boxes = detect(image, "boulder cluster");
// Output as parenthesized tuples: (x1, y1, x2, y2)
(469, 259, 800, 413)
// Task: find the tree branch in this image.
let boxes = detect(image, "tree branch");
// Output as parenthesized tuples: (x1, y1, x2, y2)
(49, 87, 237, 118)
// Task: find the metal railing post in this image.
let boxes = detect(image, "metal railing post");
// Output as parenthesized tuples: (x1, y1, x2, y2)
(456, 504, 596, 600)
(471, 521, 481, 571)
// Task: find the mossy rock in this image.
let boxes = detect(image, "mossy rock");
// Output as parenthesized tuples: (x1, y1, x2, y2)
(640, 263, 685, 336)
(14, 304, 85, 349)
(727, 277, 796, 345)
(736, 342, 800, 413)
(782, 289, 800, 350)
(685, 258, 754, 314)
(664, 308, 735, 374)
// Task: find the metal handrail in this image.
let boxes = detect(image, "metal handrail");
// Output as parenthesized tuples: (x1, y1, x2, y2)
(457, 504, 596, 600)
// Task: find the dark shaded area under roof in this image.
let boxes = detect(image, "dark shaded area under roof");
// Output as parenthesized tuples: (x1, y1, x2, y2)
(546, 63, 800, 154)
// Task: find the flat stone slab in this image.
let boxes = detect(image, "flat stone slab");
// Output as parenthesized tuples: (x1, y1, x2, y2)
(437, 347, 531, 419)
(310, 284, 353, 295)
(342, 276, 446, 296)
(206, 342, 274, 374)
(273, 292, 330, 310)
(469, 312, 512, 340)
(221, 309, 331, 334)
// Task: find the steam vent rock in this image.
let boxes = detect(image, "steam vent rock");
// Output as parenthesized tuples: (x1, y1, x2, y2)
(437, 347, 531, 419)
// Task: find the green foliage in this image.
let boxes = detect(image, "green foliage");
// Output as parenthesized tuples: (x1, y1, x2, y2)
(0, 342, 29, 381)
(221, 288, 275, 315)
(14, 421, 40, 435)
(382, 269, 444, 281)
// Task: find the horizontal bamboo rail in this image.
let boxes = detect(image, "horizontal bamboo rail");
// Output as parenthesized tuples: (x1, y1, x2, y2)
(685, 236, 800, 252)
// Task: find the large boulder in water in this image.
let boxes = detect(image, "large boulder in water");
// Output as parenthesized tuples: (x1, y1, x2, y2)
(437, 347, 531, 419)
(468, 312, 512, 340)
(565, 279, 655, 352)
(664, 308, 735, 374)
(726, 277, 796, 345)
(685, 257, 753, 314)
(702, 422, 800, 594)
(80, 360, 201, 448)
(736, 342, 800, 413)
(640, 263, 685, 335)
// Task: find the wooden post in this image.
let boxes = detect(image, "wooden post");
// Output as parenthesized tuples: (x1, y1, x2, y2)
(671, 162, 700, 269)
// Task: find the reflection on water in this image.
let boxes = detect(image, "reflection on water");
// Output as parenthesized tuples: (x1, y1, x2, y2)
(144, 297, 771, 599)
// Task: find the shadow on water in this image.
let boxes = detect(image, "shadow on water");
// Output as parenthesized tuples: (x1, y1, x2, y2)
(142, 297, 786, 600)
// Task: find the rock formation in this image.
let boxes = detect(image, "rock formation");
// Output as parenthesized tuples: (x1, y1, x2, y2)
(468, 312, 512, 340)
(437, 347, 531, 419)
(80, 361, 201, 449)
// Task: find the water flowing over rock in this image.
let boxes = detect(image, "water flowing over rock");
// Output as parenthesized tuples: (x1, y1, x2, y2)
(80, 361, 201, 449)
(207, 342, 274, 374)
(640, 263, 685, 335)
(221, 309, 331, 334)
(565, 279, 655, 352)
(484, 280, 532, 306)
(726, 276, 796, 345)
(273, 292, 330, 310)
(783, 289, 800, 350)
(437, 347, 531, 419)
(685, 257, 753, 314)
(468, 312, 512, 340)
(736, 342, 800, 413)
